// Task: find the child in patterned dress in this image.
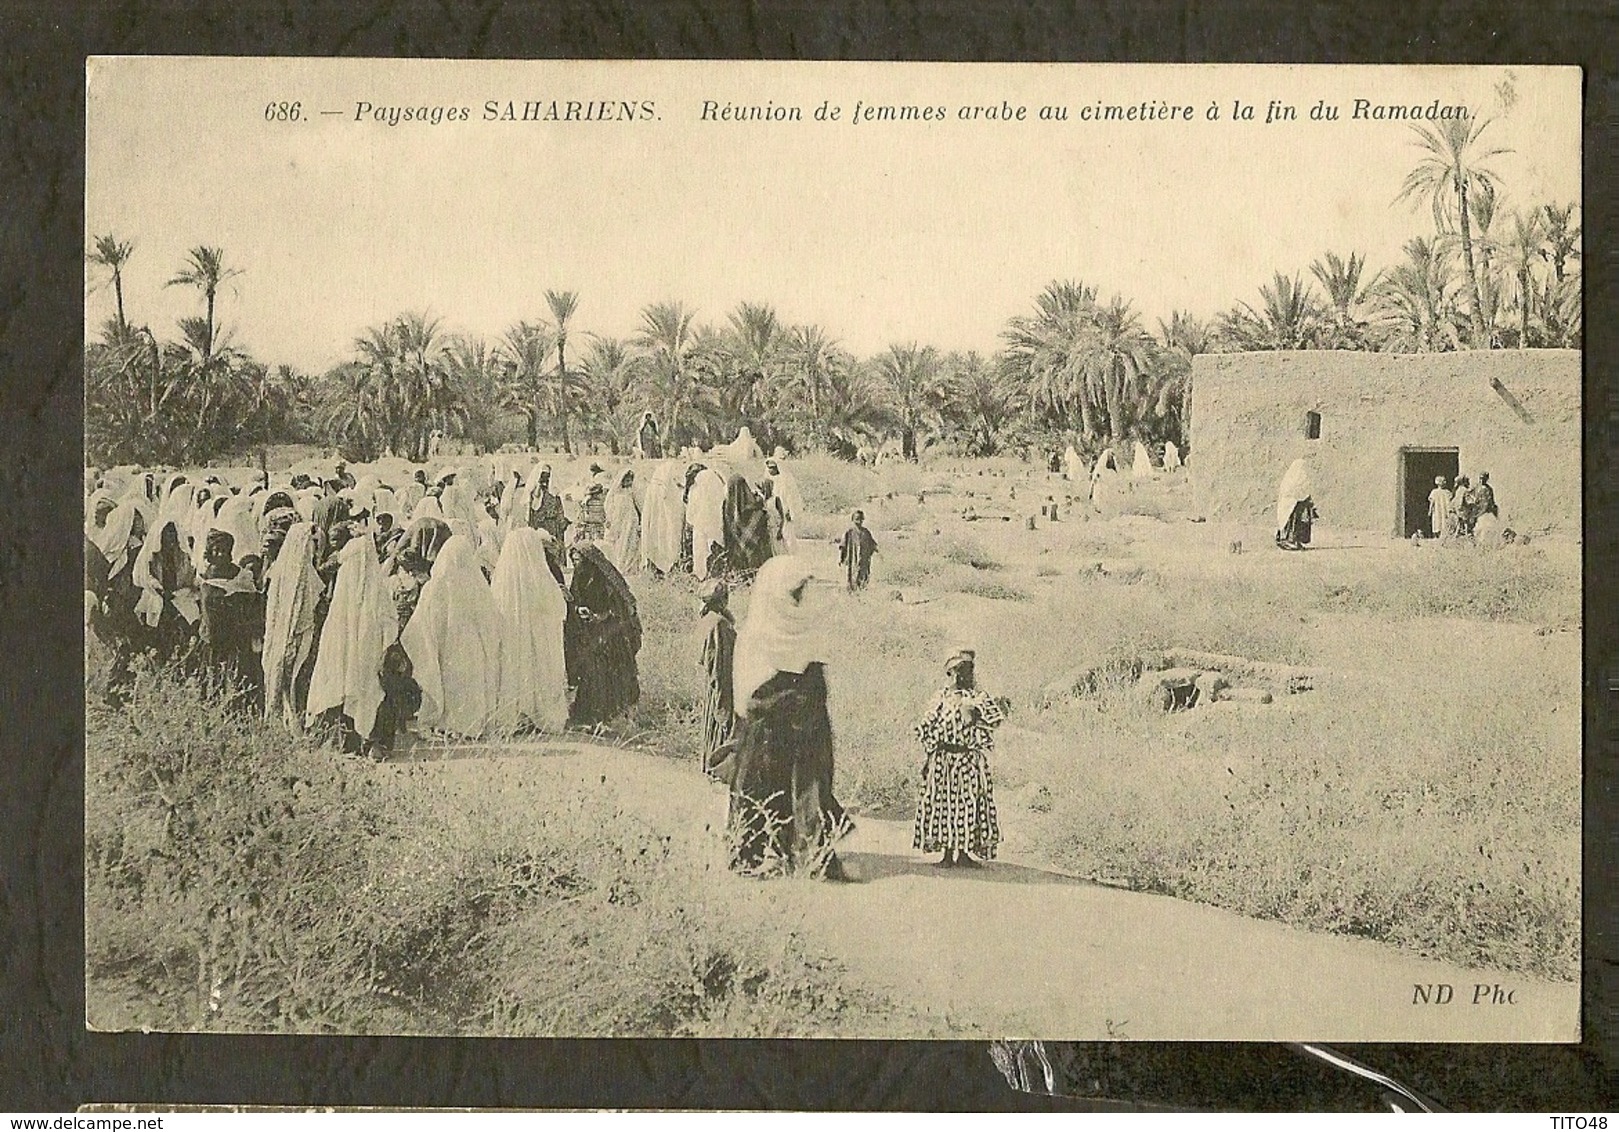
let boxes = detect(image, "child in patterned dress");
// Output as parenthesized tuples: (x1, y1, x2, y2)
(913, 648, 1005, 868)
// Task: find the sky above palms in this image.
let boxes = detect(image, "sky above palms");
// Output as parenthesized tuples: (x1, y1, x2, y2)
(86, 59, 1579, 373)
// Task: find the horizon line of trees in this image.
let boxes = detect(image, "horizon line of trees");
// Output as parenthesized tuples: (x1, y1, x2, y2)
(87, 118, 1580, 470)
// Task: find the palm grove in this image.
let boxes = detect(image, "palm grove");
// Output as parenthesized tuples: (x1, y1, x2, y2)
(87, 119, 1579, 470)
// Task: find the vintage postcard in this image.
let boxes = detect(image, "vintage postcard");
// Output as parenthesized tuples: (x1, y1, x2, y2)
(83, 59, 1580, 1041)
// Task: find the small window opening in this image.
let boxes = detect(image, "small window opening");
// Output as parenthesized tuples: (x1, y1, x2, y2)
(1304, 411, 1322, 440)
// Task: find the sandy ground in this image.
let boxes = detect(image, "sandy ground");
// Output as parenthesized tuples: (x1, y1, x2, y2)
(404, 740, 1578, 1042)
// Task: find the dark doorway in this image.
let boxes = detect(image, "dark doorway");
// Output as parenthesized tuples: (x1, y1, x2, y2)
(1398, 447, 1459, 537)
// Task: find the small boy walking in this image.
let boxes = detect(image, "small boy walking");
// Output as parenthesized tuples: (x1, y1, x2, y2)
(839, 509, 878, 592)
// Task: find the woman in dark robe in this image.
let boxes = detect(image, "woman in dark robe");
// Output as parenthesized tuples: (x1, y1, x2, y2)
(721, 471, 773, 576)
(258, 491, 300, 572)
(139, 519, 201, 665)
(386, 516, 452, 630)
(697, 578, 737, 774)
(198, 529, 265, 707)
(563, 543, 642, 726)
(722, 556, 850, 880)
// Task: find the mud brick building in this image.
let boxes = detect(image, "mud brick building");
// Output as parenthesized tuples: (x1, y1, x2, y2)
(1188, 349, 1580, 538)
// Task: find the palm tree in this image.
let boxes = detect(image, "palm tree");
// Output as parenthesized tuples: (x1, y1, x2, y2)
(444, 335, 509, 454)
(1540, 202, 1580, 283)
(1000, 279, 1104, 441)
(1084, 297, 1158, 444)
(722, 301, 782, 428)
(1371, 237, 1462, 352)
(1217, 273, 1325, 352)
(783, 324, 842, 450)
(88, 234, 135, 332)
(1501, 208, 1546, 347)
(872, 343, 946, 459)
(165, 245, 241, 359)
(1396, 116, 1510, 345)
(1158, 310, 1212, 358)
(1308, 252, 1374, 347)
(545, 289, 580, 453)
(500, 320, 555, 447)
(349, 312, 458, 460)
(577, 336, 643, 454)
(632, 300, 708, 448)
(942, 350, 1022, 456)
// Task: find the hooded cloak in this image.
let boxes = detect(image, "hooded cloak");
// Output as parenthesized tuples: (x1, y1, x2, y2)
(305, 535, 395, 737)
(261, 522, 322, 732)
(733, 555, 823, 714)
(491, 527, 570, 732)
(401, 535, 503, 738)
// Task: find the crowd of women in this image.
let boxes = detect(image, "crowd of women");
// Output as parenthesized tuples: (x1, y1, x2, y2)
(86, 444, 1005, 882)
(84, 450, 808, 753)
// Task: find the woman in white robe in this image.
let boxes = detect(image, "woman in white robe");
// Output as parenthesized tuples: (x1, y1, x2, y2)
(686, 464, 729, 581)
(604, 469, 642, 574)
(1164, 441, 1182, 471)
(306, 534, 396, 741)
(401, 534, 503, 739)
(765, 459, 806, 551)
(1275, 457, 1317, 549)
(261, 522, 322, 732)
(491, 528, 570, 733)
(640, 460, 686, 574)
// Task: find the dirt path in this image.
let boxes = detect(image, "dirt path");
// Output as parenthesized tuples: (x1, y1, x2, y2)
(400, 739, 1577, 1042)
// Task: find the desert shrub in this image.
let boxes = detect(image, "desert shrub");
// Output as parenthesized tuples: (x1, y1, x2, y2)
(86, 660, 921, 1034)
(1008, 646, 1579, 981)
(951, 577, 1029, 602)
(790, 455, 879, 517)
(1319, 544, 1577, 627)
(87, 661, 408, 1031)
(932, 533, 999, 571)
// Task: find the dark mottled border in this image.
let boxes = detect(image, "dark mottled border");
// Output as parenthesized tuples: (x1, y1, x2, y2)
(1, 0, 1613, 1111)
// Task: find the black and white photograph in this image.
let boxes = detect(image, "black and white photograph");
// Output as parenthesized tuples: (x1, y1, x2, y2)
(82, 58, 1581, 1042)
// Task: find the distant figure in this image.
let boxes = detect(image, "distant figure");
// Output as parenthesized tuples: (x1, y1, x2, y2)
(759, 478, 788, 555)
(722, 471, 773, 577)
(1132, 441, 1153, 479)
(1164, 441, 1182, 471)
(724, 556, 849, 880)
(764, 457, 805, 550)
(715, 425, 762, 463)
(1089, 447, 1121, 505)
(574, 480, 609, 544)
(1428, 475, 1454, 540)
(697, 579, 737, 774)
(913, 649, 1005, 868)
(1453, 475, 1479, 537)
(1274, 458, 1317, 551)
(637, 411, 662, 459)
(1064, 445, 1084, 483)
(838, 509, 878, 591)
(1476, 472, 1498, 519)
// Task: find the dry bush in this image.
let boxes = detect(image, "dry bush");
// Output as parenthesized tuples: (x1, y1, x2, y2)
(85, 657, 915, 1035)
(1315, 543, 1578, 627)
